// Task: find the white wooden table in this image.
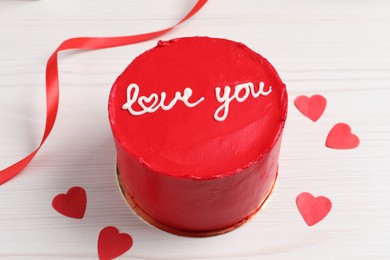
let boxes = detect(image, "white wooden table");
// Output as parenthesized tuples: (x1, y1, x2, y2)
(1, 0, 389, 259)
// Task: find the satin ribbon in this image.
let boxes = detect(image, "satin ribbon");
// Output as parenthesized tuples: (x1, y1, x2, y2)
(0, 0, 207, 185)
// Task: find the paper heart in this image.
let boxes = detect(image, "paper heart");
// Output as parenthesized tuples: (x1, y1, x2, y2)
(294, 94, 327, 122)
(98, 226, 133, 260)
(52, 186, 87, 219)
(326, 123, 360, 149)
(296, 192, 332, 226)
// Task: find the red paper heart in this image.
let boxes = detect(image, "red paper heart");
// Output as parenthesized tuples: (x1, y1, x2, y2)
(326, 123, 360, 149)
(98, 226, 133, 260)
(294, 94, 327, 122)
(296, 192, 332, 226)
(52, 186, 87, 219)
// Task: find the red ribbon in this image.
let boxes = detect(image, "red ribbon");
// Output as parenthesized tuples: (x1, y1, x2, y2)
(0, 0, 207, 185)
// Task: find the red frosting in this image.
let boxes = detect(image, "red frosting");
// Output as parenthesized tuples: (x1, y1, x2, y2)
(109, 37, 287, 235)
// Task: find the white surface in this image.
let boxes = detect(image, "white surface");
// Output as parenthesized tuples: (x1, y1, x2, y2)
(1, 0, 390, 259)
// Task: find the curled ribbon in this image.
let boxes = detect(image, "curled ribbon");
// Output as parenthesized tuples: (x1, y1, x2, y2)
(0, 0, 207, 185)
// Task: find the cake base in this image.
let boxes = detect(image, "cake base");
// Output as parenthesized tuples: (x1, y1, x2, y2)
(116, 167, 278, 237)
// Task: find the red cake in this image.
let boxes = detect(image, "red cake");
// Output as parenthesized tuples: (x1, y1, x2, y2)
(108, 36, 287, 236)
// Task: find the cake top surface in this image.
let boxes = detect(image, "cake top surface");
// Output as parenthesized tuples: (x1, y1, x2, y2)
(109, 36, 287, 179)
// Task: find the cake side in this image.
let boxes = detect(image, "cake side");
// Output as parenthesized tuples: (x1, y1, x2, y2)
(115, 135, 282, 233)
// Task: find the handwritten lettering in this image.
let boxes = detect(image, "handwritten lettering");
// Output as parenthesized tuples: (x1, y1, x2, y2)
(122, 81, 272, 121)
(122, 83, 205, 116)
(214, 82, 272, 121)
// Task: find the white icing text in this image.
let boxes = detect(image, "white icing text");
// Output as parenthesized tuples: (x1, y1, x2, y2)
(121, 81, 272, 121)
(122, 83, 205, 115)
(214, 82, 272, 121)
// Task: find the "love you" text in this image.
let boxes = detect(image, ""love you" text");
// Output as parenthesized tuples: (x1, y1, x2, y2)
(121, 81, 272, 121)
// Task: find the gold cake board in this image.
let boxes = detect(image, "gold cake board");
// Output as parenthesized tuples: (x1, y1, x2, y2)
(116, 167, 278, 237)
